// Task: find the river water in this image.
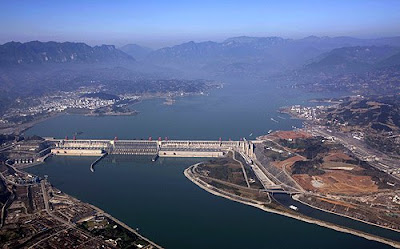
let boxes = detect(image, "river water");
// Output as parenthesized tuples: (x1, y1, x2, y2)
(25, 80, 397, 248)
(26, 80, 306, 140)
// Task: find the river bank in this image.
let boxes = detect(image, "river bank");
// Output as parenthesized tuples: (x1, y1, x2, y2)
(74, 193, 164, 249)
(292, 194, 400, 233)
(1, 159, 163, 248)
(0, 108, 139, 137)
(184, 163, 400, 249)
(1, 90, 211, 137)
(0, 112, 64, 136)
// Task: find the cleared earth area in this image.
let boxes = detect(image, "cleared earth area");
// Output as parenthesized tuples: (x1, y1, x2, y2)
(256, 130, 400, 231)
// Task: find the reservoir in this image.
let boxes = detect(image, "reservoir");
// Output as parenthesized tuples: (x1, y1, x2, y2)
(25, 80, 397, 248)
(26, 80, 307, 140)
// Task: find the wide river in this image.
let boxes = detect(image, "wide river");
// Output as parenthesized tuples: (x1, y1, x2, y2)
(26, 80, 398, 248)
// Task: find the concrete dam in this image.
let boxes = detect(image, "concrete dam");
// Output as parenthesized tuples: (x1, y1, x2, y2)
(48, 138, 281, 190)
(49, 138, 256, 158)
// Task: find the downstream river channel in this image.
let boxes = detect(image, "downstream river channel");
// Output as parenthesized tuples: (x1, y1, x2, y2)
(26, 80, 397, 248)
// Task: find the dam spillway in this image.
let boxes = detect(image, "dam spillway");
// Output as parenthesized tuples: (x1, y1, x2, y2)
(49, 138, 256, 158)
(112, 140, 158, 155)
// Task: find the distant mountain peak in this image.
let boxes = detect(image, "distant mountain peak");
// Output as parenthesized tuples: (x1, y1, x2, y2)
(0, 40, 134, 65)
(120, 43, 153, 60)
(305, 45, 400, 73)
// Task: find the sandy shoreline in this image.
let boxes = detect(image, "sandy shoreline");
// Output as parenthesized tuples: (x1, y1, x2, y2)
(184, 164, 400, 249)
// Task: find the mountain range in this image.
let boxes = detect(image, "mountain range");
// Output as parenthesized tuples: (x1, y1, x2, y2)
(1, 35, 400, 100)
(0, 41, 135, 65)
(2, 36, 400, 72)
(305, 46, 400, 73)
(141, 36, 400, 74)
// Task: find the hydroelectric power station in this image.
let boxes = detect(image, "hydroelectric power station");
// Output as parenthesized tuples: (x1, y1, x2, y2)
(49, 138, 256, 158)
(49, 138, 257, 173)
(47, 138, 281, 190)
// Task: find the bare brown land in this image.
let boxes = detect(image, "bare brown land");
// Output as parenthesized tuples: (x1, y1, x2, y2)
(185, 159, 400, 249)
(258, 131, 400, 231)
(259, 130, 312, 140)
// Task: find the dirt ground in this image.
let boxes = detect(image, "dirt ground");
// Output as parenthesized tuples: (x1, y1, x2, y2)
(259, 130, 312, 140)
(294, 171, 379, 195)
(273, 130, 312, 139)
(293, 174, 316, 191)
(317, 197, 357, 209)
(323, 152, 353, 162)
(272, 155, 304, 169)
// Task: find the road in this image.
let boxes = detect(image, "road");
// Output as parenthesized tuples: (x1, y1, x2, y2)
(237, 150, 279, 189)
(0, 143, 15, 152)
(263, 138, 306, 192)
(311, 127, 400, 181)
(40, 180, 75, 228)
(232, 151, 250, 188)
(38, 180, 115, 247)
(253, 144, 303, 193)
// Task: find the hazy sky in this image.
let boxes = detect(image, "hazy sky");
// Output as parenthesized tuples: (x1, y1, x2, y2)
(0, 0, 399, 48)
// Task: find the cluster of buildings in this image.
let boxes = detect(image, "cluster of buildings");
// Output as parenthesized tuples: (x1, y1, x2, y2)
(351, 131, 364, 141)
(2, 92, 113, 121)
(1, 168, 40, 185)
(287, 105, 326, 121)
(41, 96, 117, 112)
(6, 139, 50, 166)
(0, 89, 140, 126)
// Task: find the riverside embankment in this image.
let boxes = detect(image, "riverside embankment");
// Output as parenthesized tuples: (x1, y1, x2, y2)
(184, 163, 400, 249)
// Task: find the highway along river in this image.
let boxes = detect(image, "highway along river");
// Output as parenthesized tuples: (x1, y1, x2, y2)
(25, 81, 397, 248)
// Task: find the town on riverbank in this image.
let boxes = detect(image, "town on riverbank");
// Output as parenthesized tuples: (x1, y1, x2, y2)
(0, 82, 221, 136)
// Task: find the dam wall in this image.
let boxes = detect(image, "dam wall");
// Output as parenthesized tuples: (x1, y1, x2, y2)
(47, 139, 255, 158)
(112, 140, 158, 155)
(51, 148, 104, 156)
(159, 150, 224, 158)
(55, 140, 110, 149)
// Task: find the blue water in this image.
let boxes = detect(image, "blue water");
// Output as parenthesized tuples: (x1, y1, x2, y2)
(26, 81, 312, 140)
(27, 156, 394, 249)
(25, 81, 396, 248)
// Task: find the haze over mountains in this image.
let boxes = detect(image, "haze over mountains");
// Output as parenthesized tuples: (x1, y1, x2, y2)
(305, 46, 400, 74)
(120, 44, 153, 60)
(142, 36, 400, 73)
(2, 36, 400, 70)
(0, 41, 135, 65)
(1, 35, 400, 101)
